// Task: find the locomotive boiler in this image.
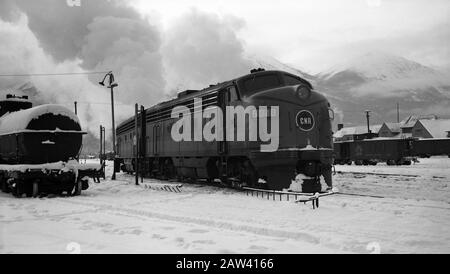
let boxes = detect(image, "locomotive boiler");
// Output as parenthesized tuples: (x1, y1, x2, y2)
(116, 69, 335, 193)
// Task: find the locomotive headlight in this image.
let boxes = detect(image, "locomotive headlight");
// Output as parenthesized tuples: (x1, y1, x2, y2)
(296, 85, 311, 100)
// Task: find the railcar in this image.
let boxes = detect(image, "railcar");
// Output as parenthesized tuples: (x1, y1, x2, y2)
(334, 138, 415, 165)
(412, 138, 450, 158)
(0, 95, 101, 197)
(116, 69, 335, 193)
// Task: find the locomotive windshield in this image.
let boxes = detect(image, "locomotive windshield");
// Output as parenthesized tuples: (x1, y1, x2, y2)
(238, 72, 312, 97)
(241, 74, 282, 97)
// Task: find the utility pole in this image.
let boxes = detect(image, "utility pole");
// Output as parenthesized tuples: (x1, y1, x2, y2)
(110, 84, 117, 180)
(74, 101, 77, 115)
(365, 110, 371, 134)
(99, 125, 103, 165)
(102, 126, 106, 179)
(140, 105, 145, 184)
(99, 72, 118, 180)
(134, 103, 139, 186)
(397, 102, 400, 123)
(99, 125, 106, 179)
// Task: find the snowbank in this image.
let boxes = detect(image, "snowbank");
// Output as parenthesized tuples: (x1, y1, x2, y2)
(1, 158, 449, 254)
(0, 104, 80, 135)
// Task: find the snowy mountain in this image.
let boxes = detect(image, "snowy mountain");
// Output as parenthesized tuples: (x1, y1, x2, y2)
(318, 52, 449, 96)
(245, 53, 317, 83)
(320, 52, 440, 82)
(315, 52, 450, 126)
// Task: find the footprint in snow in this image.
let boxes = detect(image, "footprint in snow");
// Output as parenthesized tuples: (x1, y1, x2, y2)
(192, 240, 215, 245)
(152, 234, 167, 240)
(188, 229, 209, 234)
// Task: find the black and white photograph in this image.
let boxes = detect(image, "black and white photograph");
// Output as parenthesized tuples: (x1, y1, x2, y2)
(0, 0, 449, 258)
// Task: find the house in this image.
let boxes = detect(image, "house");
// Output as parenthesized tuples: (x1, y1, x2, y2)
(378, 123, 401, 138)
(400, 115, 438, 136)
(412, 119, 450, 139)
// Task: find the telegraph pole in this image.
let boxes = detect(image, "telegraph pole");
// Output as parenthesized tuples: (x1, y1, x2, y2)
(365, 110, 371, 133)
(397, 103, 400, 123)
(74, 101, 77, 115)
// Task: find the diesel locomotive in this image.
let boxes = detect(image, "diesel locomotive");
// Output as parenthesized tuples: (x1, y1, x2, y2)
(0, 95, 100, 197)
(116, 69, 335, 192)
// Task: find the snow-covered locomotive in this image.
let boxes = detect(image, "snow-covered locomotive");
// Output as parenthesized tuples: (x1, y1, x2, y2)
(0, 95, 100, 197)
(116, 69, 335, 193)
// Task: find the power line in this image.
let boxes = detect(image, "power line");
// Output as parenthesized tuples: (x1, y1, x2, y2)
(0, 71, 111, 77)
(60, 101, 133, 107)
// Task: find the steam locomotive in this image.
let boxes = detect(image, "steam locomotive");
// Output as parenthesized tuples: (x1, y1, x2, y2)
(0, 94, 99, 197)
(116, 69, 335, 193)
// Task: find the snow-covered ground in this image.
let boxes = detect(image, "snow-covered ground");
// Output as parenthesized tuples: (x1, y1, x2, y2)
(1, 157, 449, 254)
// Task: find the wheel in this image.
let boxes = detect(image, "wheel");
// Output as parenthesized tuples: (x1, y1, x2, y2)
(241, 160, 258, 188)
(1, 179, 10, 193)
(73, 179, 82, 196)
(32, 181, 39, 198)
(13, 180, 24, 198)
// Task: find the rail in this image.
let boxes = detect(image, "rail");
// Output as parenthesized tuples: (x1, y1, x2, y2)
(142, 183, 183, 193)
(243, 187, 320, 202)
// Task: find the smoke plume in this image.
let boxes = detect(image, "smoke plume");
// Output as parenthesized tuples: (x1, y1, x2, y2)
(162, 9, 252, 93)
(0, 1, 253, 140)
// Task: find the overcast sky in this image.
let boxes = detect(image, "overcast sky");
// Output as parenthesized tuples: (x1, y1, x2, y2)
(0, 0, 448, 133)
(133, 0, 450, 73)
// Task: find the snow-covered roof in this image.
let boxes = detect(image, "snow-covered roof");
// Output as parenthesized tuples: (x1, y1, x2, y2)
(419, 119, 450, 138)
(0, 104, 80, 135)
(1, 97, 30, 103)
(401, 115, 439, 128)
(383, 123, 402, 133)
(334, 125, 382, 138)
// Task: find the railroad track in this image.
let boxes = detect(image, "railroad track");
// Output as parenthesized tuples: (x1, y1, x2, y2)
(112, 173, 450, 211)
(335, 171, 419, 178)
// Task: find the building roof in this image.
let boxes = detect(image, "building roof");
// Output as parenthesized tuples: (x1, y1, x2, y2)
(334, 125, 382, 138)
(401, 115, 439, 128)
(0, 104, 80, 135)
(383, 122, 402, 133)
(418, 119, 450, 139)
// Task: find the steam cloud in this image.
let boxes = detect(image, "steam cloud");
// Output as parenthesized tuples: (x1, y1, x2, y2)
(162, 9, 252, 93)
(0, 1, 252, 140)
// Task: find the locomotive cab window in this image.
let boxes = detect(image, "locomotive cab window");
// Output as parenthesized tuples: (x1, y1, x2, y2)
(284, 75, 303, 86)
(241, 74, 282, 96)
(228, 86, 239, 102)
